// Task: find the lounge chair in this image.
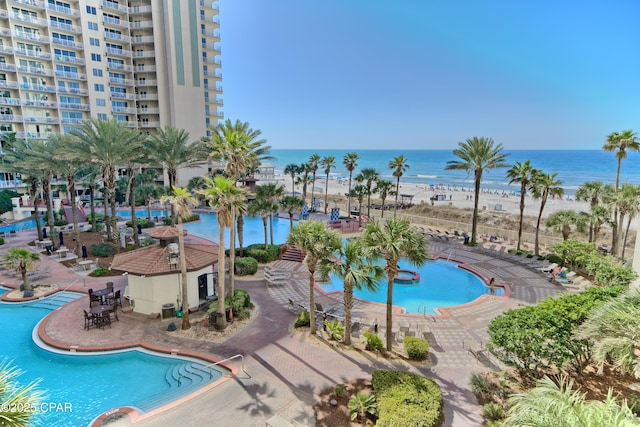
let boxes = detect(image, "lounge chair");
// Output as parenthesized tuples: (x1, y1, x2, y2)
(463, 339, 491, 364)
(538, 263, 558, 273)
(288, 298, 306, 313)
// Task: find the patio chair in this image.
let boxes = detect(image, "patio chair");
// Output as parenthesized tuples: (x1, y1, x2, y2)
(109, 302, 119, 321)
(88, 289, 101, 307)
(106, 290, 122, 308)
(83, 309, 95, 330)
(98, 311, 111, 329)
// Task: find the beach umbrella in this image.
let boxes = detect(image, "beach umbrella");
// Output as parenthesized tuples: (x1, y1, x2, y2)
(59, 230, 64, 246)
(81, 244, 88, 260)
(137, 224, 142, 235)
(43, 227, 47, 238)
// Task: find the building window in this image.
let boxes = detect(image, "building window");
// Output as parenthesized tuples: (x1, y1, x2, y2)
(96, 99, 106, 106)
(88, 22, 98, 31)
(89, 37, 100, 47)
(91, 53, 102, 62)
(94, 84, 104, 92)
(97, 113, 107, 120)
(92, 68, 103, 77)
(86, 6, 96, 14)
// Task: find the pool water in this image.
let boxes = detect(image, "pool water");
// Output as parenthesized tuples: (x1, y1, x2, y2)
(184, 212, 292, 248)
(0, 290, 226, 426)
(318, 259, 504, 314)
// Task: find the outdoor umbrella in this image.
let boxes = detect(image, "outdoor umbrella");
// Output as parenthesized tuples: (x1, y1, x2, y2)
(43, 227, 47, 238)
(137, 224, 142, 235)
(81, 244, 88, 260)
(59, 230, 64, 246)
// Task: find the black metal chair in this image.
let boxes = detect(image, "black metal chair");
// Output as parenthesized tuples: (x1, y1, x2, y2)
(106, 290, 122, 308)
(88, 289, 101, 307)
(83, 309, 95, 330)
(109, 302, 119, 322)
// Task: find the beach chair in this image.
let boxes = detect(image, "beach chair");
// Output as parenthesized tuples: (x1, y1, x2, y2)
(463, 339, 492, 364)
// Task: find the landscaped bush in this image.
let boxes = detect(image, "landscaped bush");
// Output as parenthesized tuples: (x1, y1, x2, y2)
(225, 288, 253, 320)
(325, 320, 344, 341)
(294, 311, 310, 328)
(364, 332, 385, 353)
(0, 237, 4, 245)
(482, 403, 506, 422)
(243, 244, 282, 263)
(403, 336, 429, 360)
(91, 268, 111, 277)
(90, 243, 117, 257)
(126, 218, 155, 228)
(139, 237, 155, 247)
(372, 370, 443, 427)
(470, 373, 500, 404)
(235, 257, 258, 276)
(162, 213, 199, 225)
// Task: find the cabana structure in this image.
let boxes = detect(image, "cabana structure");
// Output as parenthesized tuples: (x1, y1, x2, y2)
(110, 227, 218, 316)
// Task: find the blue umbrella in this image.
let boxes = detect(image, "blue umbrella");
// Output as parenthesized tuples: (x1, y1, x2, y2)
(59, 231, 64, 246)
(81, 244, 88, 260)
(43, 227, 47, 239)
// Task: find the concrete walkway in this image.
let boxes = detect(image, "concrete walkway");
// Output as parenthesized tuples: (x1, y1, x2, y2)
(0, 230, 565, 427)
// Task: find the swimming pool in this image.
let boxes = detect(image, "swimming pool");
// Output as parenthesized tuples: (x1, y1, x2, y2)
(317, 259, 504, 315)
(184, 212, 291, 248)
(0, 289, 227, 426)
(0, 217, 36, 233)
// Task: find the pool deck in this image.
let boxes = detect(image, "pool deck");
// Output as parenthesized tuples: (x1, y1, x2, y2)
(0, 228, 566, 427)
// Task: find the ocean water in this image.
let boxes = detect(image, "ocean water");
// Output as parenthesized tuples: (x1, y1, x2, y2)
(267, 149, 640, 196)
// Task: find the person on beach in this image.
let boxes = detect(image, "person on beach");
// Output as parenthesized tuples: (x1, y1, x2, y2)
(489, 277, 495, 295)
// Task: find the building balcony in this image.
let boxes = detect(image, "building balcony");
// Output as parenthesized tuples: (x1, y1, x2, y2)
(15, 48, 51, 59)
(13, 31, 49, 43)
(0, 63, 17, 72)
(205, 110, 224, 118)
(125, 122, 138, 128)
(56, 86, 88, 95)
(103, 16, 129, 29)
(129, 5, 152, 14)
(0, 28, 11, 37)
(11, 13, 48, 26)
(137, 107, 158, 114)
(21, 99, 56, 108)
(7, 0, 46, 9)
(138, 121, 159, 128)
(106, 47, 132, 57)
(0, 45, 13, 54)
(111, 106, 137, 114)
(105, 32, 131, 43)
(200, 29, 220, 38)
(102, 0, 128, 13)
(0, 80, 19, 89)
(60, 117, 84, 124)
(109, 77, 135, 86)
(201, 56, 221, 65)
(21, 83, 57, 93)
(199, 0, 220, 10)
(51, 38, 83, 49)
(47, 4, 80, 17)
(0, 10, 8, 18)
(53, 55, 85, 65)
(203, 70, 222, 78)
(134, 65, 156, 73)
(0, 114, 21, 122)
(135, 79, 156, 86)
(130, 21, 153, 29)
(135, 93, 158, 101)
(107, 62, 133, 72)
(15, 131, 52, 140)
(54, 70, 86, 80)
(58, 102, 89, 111)
(134, 50, 155, 58)
(18, 66, 54, 77)
(0, 98, 20, 106)
(109, 92, 136, 100)
(131, 35, 154, 44)
(49, 21, 82, 34)
(23, 116, 58, 124)
(201, 15, 220, 25)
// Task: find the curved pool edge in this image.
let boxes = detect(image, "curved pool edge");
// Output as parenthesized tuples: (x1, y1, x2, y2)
(32, 295, 239, 427)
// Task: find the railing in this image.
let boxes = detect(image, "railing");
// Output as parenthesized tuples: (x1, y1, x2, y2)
(49, 21, 82, 33)
(177, 354, 245, 386)
(47, 4, 80, 17)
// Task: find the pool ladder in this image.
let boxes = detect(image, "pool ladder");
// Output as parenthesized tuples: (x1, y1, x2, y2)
(416, 303, 436, 322)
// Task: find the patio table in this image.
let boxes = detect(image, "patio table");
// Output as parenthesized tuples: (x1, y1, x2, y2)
(92, 288, 113, 304)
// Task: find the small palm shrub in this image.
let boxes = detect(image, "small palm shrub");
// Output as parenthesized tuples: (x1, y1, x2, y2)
(325, 320, 344, 341)
(364, 332, 385, 353)
(403, 336, 429, 360)
(334, 384, 346, 398)
(483, 403, 506, 422)
(470, 373, 499, 404)
(294, 311, 310, 328)
(349, 393, 377, 426)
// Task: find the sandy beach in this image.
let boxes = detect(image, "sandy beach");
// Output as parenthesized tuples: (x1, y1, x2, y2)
(276, 174, 590, 220)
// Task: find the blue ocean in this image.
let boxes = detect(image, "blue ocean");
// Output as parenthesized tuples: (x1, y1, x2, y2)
(267, 149, 640, 196)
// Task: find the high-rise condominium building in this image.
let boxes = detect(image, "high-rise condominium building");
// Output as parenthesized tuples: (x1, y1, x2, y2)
(0, 0, 222, 186)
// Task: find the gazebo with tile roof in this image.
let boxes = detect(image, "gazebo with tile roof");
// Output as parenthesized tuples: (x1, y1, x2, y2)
(110, 227, 218, 316)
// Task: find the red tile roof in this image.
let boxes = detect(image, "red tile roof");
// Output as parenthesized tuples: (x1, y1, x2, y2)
(148, 226, 187, 239)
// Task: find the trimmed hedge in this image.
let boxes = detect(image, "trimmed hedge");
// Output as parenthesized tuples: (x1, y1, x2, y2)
(244, 244, 282, 263)
(90, 243, 117, 257)
(403, 336, 429, 360)
(235, 257, 258, 276)
(372, 370, 442, 427)
(162, 213, 200, 225)
(125, 218, 155, 228)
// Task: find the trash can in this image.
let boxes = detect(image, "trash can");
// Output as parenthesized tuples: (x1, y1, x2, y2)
(162, 303, 175, 319)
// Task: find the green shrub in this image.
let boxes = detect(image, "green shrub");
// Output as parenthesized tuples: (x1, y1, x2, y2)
(348, 393, 377, 424)
(244, 243, 282, 263)
(162, 213, 199, 225)
(372, 370, 443, 427)
(334, 384, 346, 398)
(91, 268, 111, 277)
(90, 243, 117, 257)
(126, 218, 155, 228)
(627, 394, 640, 417)
(139, 237, 155, 247)
(482, 403, 506, 421)
(0, 237, 4, 245)
(92, 223, 105, 232)
(470, 373, 498, 404)
(235, 257, 258, 275)
(507, 248, 516, 254)
(294, 311, 310, 328)
(325, 320, 345, 341)
(220, 288, 252, 319)
(403, 336, 429, 360)
(363, 332, 385, 353)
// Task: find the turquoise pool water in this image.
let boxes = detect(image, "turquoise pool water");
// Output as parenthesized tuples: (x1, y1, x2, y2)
(317, 259, 504, 315)
(184, 212, 291, 248)
(0, 290, 226, 426)
(0, 217, 36, 233)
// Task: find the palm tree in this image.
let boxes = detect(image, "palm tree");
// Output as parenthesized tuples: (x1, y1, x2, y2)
(389, 155, 409, 218)
(161, 187, 197, 330)
(445, 137, 510, 245)
(608, 183, 640, 259)
(319, 238, 383, 345)
(200, 176, 247, 326)
(546, 210, 580, 240)
(585, 205, 612, 243)
(287, 220, 342, 334)
(505, 375, 636, 426)
(348, 184, 368, 226)
(4, 248, 39, 296)
(248, 198, 271, 250)
(298, 162, 312, 203)
(360, 219, 427, 351)
(577, 288, 640, 378)
(506, 160, 536, 251)
(280, 195, 304, 229)
(256, 183, 285, 245)
(374, 179, 394, 219)
(321, 155, 336, 214)
(348, 393, 377, 427)
(576, 181, 614, 242)
(355, 168, 379, 218)
(343, 152, 359, 215)
(69, 118, 147, 241)
(284, 163, 302, 194)
(0, 360, 44, 427)
(122, 143, 150, 248)
(530, 171, 564, 256)
(307, 154, 321, 211)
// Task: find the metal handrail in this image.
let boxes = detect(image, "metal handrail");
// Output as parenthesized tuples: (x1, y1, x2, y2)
(177, 353, 246, 386)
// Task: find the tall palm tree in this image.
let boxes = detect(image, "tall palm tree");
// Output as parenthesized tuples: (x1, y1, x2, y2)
(69, 118, 147, 241)
(506, 160, 536, 251)
(360, 219, 428, 351)
(445, 137, 510, 245)
(280, 195, 304, 230)
(287, 220, 342, 334)
(200, 176, 247, 324)
(608, 183, 640, 259)
(255, 183, 284, 246)
(576, 181, 614, 242)
(161, 187, 197, 330)
(343, 152, 359, 215)
(374, 179, 394, 219)
(4, 248, 39, 295)
(319, 238, 383, 346)
(206, 119, 272, 291)
(348, 184, 368, 226)
(248, 198, 271, 250)
(284, 163, 302, 194)
(546, 210, 580, 240)
(122, 142, 150, 248)
(389, 155, 409, 218)
(320, 156, 336, 214)
(307, 154, 321, 211)
(530, 171, 564, 256)
(0, 360, 44, 427)
(355, 168, 379, 218)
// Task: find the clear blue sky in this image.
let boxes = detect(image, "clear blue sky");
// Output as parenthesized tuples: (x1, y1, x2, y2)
(219, 1, 639, 150)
